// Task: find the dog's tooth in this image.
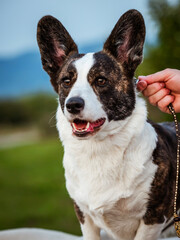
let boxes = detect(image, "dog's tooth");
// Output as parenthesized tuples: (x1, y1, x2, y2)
(72, 123, 77, 131)
(86, 122, 90, 129)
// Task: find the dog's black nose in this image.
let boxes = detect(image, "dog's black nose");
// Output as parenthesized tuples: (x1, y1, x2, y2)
(66, 97, 85, 114)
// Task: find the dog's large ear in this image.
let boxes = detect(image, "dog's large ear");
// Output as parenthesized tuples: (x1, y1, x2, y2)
(103, 9, 145, 76)
(37, 16, 78, 92)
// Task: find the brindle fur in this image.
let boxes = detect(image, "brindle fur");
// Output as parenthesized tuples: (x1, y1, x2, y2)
(74, 201, 85, 224)
(144, 122, 180, 225)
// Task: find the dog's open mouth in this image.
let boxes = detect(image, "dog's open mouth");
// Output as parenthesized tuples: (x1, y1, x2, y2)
(71, 118, 106, 137)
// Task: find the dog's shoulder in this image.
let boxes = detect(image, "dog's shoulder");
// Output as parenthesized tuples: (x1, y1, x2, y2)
(150, 120, 177, 158)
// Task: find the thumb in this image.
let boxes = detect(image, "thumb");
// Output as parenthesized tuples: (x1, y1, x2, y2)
(136, 79, 148, 92)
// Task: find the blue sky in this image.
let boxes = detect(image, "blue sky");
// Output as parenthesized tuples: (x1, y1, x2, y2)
(0, 0, 177, 58)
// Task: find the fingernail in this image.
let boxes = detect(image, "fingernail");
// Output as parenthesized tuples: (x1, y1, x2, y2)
(139, 81, 147, 88)
(137, 80, 147, 91)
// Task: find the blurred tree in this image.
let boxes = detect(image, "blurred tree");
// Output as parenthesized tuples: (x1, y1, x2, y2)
(137, 0, 180, 75)
(0, 94, 58, 136)
(136, 0, 180, 122)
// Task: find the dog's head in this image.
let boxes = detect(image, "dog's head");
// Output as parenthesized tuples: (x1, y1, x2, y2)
(37, 9, 145, 139)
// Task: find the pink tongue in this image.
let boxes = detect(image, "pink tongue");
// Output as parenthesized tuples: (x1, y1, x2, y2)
(73, 119, 105, 133)
(73, 121, 94, 132)
(74, 122, 87, 130)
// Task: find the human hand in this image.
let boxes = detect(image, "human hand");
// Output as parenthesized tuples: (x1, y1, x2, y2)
(137, 68, 180, 113)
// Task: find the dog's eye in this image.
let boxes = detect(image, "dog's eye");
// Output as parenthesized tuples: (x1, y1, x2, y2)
(61, 78, 72, 88)
(95, 77, 107, 87)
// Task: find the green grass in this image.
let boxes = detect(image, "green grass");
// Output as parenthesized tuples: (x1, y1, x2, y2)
(0, 138, 81, 235)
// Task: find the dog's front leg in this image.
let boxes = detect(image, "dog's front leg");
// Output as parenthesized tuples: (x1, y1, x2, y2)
(74, 202, 100, 240)
(134, 219, 164, 240)
(81, 214, 100, 240)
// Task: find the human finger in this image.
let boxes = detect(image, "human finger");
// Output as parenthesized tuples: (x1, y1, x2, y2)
(157, 95, 175, 113)
(148, 88, 170, 106)
(143, 82, 165, 97)
(138, 69, 172, 85)
(170, 95, 180, 113)
(136, 80, 147, 92)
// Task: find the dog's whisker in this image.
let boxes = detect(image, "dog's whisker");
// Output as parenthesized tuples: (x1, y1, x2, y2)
(48, 111, 57, 128)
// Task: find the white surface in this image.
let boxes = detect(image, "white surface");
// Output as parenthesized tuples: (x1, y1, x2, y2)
(0, 229, 79, 240)
(0, 228, 178, 240)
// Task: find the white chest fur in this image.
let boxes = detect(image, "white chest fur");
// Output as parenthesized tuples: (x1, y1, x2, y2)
(56, 97, 158, 239)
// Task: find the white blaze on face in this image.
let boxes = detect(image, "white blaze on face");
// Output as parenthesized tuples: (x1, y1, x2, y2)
(64, 53, 107, 122)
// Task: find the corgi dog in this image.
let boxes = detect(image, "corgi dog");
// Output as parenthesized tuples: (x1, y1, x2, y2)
(37, 9, 179, 240)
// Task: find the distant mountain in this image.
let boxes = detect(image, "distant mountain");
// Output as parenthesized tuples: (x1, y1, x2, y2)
(0, 42, 102, 98)
(0, 51, 52, 98)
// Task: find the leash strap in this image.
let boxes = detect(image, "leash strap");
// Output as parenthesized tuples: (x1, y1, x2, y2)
(168, 103, 180, 238)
